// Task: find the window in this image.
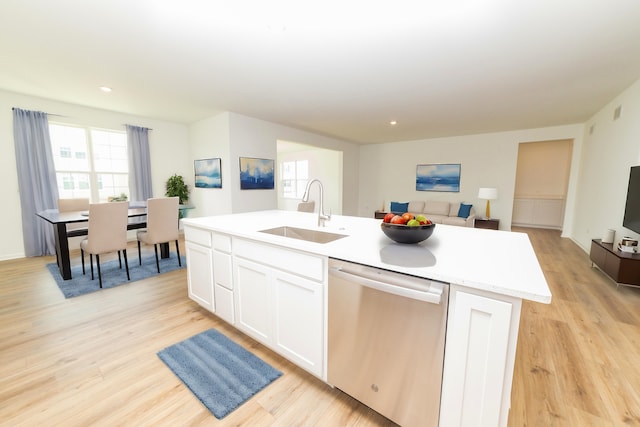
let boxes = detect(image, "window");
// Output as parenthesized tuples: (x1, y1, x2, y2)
(49, 123, 128, 202)
(281, 160, 308, 198)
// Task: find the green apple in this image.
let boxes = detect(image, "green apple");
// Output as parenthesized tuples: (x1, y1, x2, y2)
(407, 219, 421, 227)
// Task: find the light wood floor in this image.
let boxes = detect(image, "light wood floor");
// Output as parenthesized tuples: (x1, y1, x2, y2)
(0, 229, 639, 426)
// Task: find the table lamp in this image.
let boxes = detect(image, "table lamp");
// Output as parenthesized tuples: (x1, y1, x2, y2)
(478, 187, 498, 219)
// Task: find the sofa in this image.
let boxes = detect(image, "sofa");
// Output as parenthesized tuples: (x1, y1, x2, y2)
(390, 200, 476, 227)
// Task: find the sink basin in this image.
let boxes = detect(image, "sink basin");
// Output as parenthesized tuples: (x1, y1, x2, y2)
(259, 226, 347, 244)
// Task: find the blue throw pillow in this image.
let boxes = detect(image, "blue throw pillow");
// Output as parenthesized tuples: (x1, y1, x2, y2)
(390, 201, 409, 214)
(458, 203, 472, 218)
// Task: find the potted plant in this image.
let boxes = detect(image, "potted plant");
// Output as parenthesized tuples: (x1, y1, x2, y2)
(108, 192, 128, 202)
(165, 174, 189, 204)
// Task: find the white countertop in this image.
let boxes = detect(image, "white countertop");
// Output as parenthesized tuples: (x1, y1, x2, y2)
(182, 210, 551, 304)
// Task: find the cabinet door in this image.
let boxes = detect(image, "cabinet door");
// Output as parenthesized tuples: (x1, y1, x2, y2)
(273, 270, 324, 377)
(589, 240, 607, 267)
(234, 258, 271, 343)
(440, 288, 520, 427)
(185, 242, 214, 311)
(603, 252, 622, 280)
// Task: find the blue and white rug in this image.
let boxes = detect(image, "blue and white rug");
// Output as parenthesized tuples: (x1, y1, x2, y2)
(158, 328, 282, 419)
(46, 254, 186, 298)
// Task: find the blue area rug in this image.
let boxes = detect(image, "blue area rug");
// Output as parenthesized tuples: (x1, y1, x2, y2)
(46, 254, 186, 298)
(157, 328, 282, 419)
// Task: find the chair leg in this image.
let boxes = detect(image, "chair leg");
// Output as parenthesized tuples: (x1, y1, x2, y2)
(175, 240, 182, 267)
(137, 241, 142, 265)
(81, 249, 85, 274)
(90, 254, 94, 280)
(154, 244, 160, 273)
(123, 249, 130, 280)
(118, 251, 122, 269)
(96, 254, 102, 288)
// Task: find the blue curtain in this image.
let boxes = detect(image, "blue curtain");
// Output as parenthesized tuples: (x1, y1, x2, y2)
(13, 108, 59, 256)
(126, 125, 153, 203)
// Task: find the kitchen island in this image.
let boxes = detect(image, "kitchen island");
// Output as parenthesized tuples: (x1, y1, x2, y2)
(182, 210, 551, 426)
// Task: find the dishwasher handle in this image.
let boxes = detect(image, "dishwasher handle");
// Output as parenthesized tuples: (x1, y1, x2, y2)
(329, 266, 444, 304)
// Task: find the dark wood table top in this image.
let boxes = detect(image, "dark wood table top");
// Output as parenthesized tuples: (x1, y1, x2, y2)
(36, 207, 148, 224)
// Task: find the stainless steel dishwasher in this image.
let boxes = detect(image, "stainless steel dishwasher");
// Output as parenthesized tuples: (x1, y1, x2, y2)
(328, 258, 449, 427)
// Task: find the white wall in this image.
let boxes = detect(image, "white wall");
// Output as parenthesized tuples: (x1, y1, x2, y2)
(7, 76, 639, 259)
(188, 112, 358, 216)
(572, 78, 640, 251)
(189, 112, 232, 217)
(358, 124, 585, 231)
(228, 113, 279, 213)
(277, 146, 343, 214)
(0, 90, 190, 260)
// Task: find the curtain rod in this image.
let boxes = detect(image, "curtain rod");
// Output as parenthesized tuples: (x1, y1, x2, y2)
(122, 124, 153, 131)
(12, 107, 66, 117)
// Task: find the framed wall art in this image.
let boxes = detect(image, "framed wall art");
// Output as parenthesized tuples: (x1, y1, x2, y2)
(416, 163, 461, 192)
(194, 158, 222, 188)
(239, 157, 275, 190)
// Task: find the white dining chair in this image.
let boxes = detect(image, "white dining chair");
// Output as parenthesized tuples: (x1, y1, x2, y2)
(137, 197, 181, 273)
(80, 201, 130, 288)
(58, 198, 89, 212)
(58, 198, 90, 233)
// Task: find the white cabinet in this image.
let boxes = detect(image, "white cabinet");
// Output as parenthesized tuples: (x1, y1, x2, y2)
(235, 258, 272, 342)
(185, 227, 214, 311)
(272, 270, 323, 375)
(212, 233, 234, 324)
(512, 197, 565, 229)
(440, 286, 522, 427)
(234, 238, 326, 378)
(184, 227, 233, 320)
(185, 229, 326, 379)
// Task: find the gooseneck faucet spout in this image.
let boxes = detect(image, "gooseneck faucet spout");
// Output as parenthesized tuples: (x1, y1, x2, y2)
(302, 179, 331, 227)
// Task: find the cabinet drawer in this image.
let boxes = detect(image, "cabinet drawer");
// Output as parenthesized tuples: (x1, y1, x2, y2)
(213, 250, 233, 290)
(234, 238, 325, 282)
(214, 284, 234, 324)
(184, 226, 211, 248)
(212, 233, 232, 253)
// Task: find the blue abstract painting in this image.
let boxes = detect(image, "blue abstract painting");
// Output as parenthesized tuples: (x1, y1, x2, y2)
(416, 164, 461, 192)
(239, 157, 275, 190)
(195, 158, 222, 188)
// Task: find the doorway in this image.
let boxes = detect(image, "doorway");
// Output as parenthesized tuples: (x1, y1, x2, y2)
(512, 139, 573, 230)
(276, 140, 343, 214)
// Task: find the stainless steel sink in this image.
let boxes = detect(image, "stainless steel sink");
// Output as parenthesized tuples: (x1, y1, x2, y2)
(259, 226, 347, 244)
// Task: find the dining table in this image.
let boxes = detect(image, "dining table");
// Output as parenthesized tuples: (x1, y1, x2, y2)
(36, 207, 165, 280)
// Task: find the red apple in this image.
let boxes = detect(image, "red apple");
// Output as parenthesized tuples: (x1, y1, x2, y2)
(401, 212, 414, 223)
(390, 215, 407, 224)
(383, 212, 395, 223)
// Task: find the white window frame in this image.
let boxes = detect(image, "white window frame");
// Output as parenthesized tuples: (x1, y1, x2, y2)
(49, 123, 129, 203)
(281, 160, 309, 199)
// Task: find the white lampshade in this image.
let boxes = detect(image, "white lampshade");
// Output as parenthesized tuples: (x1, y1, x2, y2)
(478, 187, 498, 200)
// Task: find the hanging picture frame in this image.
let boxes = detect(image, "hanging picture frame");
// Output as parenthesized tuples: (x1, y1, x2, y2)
(194, 158, 222, 188)
(416, 163, 461, 192)
(239, 157, 275, 190)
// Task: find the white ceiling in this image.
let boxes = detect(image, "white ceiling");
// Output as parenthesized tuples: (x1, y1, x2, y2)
(2, 0, 640, 144)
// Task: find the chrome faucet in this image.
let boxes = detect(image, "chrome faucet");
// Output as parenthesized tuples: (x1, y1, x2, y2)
(302, 179, 331, 227)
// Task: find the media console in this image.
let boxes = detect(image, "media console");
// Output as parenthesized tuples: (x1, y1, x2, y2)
(590, 239, 640, 288)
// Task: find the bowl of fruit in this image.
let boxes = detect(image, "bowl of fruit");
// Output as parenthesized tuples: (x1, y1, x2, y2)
(380, 212, 435, 244)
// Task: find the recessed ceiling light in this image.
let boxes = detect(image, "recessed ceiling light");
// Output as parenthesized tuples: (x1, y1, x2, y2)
(99, 86, 112, 93)
(390, 120, 398, 126)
